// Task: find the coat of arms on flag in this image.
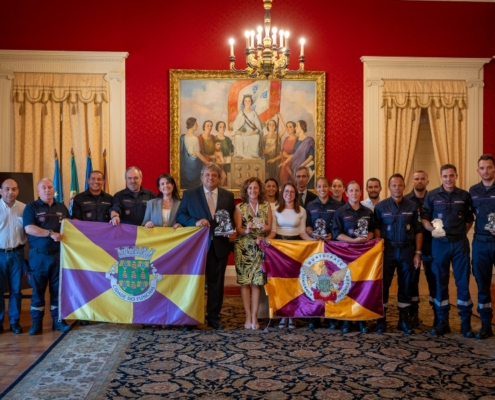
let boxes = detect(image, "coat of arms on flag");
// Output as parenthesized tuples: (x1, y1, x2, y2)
(262, 239, 384, 320)
(106, 246, 161, 302)
(60, 220, 209, 325)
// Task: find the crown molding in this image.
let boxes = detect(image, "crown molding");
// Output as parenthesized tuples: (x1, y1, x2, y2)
(360, 56, 491, 83)
(0, 50, 128, 77)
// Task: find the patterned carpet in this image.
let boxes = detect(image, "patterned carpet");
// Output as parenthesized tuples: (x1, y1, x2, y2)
(3, 296, 495, 400)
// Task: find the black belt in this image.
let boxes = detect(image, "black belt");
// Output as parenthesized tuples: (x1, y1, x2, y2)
(32, 248, 59, 256)
(474, 235, 495, 242)
(275, 234, 300, 240)
(0, 244, 25, 253)
(436, 234, 465, 242)
(385, 241, 414, 248)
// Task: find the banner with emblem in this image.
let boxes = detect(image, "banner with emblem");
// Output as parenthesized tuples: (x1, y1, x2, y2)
(261, 239, 384, 320)
(60, 220, 209, 325)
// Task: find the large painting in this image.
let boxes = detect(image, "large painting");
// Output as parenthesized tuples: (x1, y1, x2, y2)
(170, 70, 325, 197)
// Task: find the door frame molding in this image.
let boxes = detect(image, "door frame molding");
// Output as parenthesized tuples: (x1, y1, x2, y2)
(361, 56, 490, 189)
(0, 50, 128, 195)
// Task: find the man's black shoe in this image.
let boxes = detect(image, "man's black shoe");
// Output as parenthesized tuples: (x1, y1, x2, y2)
(207, 319, 223, 330)
(341, 321, 351, 334)
(430, 320, 451, 336)
(308, 318, 321, 330)
(397, 310, 414, 334)
(327, 319, 339, 330)
(182, 325, 195, 332)
(52, 320, 71, 332)
(375, 318, 386, 334)
(0, 325, 3, 333)
(358, 321, 368, 333)
(10, 323, 23, 334)
(29, 320, 43, 335)
(79, 320, 90, 326)
(475, 322, 493, 340)
(460, 321, 474, 338)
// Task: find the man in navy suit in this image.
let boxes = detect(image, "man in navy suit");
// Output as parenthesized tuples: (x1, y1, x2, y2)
(177, 163, 235, 330)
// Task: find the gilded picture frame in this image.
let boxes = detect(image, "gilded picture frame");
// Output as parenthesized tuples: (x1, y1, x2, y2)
(170, 69, 326, 198)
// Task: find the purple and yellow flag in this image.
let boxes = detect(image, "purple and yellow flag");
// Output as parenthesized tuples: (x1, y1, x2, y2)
(60, 220, 209, 325)
(262, 239, 384, 320)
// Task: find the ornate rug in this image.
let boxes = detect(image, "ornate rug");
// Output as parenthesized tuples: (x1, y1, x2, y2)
(2, 296, 495, 400)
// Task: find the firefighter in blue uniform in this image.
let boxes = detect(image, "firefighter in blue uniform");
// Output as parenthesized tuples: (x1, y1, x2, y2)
(404, 170, 437, 328)
(422, 164, 474, 337)
(469, 154, 495, 339)
(305, 177, 342, 330)
(332, 180, 375, 333)
(23, 178, 71, 335)
(374, 173, 423, 334)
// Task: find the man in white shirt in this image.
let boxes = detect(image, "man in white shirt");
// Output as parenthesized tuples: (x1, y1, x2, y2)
(0, 179, 27, 334)
(361, 178, 382, 211)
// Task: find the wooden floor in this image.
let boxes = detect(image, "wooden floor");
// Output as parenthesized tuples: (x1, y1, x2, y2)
(0, 273, 494, 394)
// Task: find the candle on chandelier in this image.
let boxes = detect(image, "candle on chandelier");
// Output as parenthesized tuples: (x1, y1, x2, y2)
(257, 26, 262, 46)
(250, 30, 255, 48)
(272, 27, 277, 46)
(279, 30, 284, 48)
(285, 31, 290, 50)
(229, 38, 235, 57)
(300, 38, 305, 56)
(245, 31, 250, 48)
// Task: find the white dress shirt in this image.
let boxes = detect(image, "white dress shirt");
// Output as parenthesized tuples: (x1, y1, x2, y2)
(0, 198, 27, 249)
(361, 197, 379, 212)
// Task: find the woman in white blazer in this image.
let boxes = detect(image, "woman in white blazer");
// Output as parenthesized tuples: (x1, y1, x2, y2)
(143, 174, 182, 228)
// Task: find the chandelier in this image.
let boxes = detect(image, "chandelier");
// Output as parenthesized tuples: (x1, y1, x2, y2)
(228, 0, 305, 79)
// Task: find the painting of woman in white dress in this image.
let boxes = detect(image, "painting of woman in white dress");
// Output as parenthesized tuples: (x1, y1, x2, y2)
(231, 95, 263, 159)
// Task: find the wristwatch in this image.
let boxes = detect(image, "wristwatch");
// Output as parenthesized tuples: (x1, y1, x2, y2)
(47, 230, 53, 237)
(415, 250, 422, 255)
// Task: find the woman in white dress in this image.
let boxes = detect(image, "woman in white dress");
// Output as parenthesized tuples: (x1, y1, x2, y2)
(232, 95, 263, 159)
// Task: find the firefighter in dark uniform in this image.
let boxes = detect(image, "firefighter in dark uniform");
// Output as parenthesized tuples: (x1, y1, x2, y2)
(23, 178, 71, 335)
(71, 170, 113, 223)
(305, 177, 341, 330)
(404, 170, 436, 328)
(332, 180, 375, 333)
(109, 166, 156, 226)
(374, 174, 422, 334)
(422, 164, 474, 337)
(71, 170, 112, 326)
(469, 154, 495, 339)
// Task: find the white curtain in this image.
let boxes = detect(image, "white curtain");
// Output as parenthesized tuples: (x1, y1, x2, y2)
(381, 80, 467, 194)
(13, 73, 109, 201)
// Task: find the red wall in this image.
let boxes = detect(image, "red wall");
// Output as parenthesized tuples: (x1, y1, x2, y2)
(1, 0, 494, 191)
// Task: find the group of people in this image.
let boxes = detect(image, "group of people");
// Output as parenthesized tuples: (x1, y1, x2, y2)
(180, 94, 316, 190)
(1, 155, 494, 341)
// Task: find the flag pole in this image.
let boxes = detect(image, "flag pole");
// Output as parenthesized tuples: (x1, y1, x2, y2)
(85, 148, 93, 191)
(53, 149, 63, 203)
(69, 148, 79, 215)
(102, 149, 109, 193)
